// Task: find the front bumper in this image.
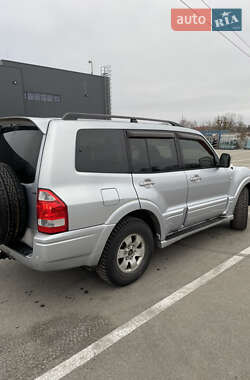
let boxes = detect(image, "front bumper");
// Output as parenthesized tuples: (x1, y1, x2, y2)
(0, 223, 115, 271)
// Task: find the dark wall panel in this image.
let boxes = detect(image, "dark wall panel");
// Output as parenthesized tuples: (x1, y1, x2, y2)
(0, 61, 109, 117)
(0, 67, 24, 116)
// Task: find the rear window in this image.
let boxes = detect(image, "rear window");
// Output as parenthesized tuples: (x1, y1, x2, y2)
(0, 129, 43, 183)
(75, 129, 129, 173)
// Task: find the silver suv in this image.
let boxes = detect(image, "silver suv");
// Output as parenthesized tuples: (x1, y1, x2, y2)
(0, 114, 249, 286)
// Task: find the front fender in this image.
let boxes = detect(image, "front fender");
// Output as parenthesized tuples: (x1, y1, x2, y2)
(234, 177, 250, 201)
(227, 166, 250, 214)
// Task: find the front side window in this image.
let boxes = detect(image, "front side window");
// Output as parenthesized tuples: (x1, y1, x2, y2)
(179, 139, 216, 169)
(76, 129, 128, 173)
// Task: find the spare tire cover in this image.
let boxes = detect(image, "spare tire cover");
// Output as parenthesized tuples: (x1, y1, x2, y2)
(0, 163, 27, 245)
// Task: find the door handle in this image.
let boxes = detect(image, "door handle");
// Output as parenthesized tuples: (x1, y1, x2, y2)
(139, 179, 155, 187)
(190, 175, 202, 183)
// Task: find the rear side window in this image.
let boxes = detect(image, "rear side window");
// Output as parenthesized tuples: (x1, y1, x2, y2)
(0, 129, 43, 183)
(179, 139, 216, 169)
(147, 138, 178, 172)
(76, 129, 129, 173)
(129, 139, 151, 173)
(129, 137, 178, 173)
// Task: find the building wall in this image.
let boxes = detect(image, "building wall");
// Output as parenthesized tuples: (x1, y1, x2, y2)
(0, 60, 110, 117)
(200, 129, 243, 150)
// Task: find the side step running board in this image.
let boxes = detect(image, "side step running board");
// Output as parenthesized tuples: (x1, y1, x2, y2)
(159, 216, 233, 249)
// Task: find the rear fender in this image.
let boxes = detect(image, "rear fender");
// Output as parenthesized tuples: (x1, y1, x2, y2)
(105, 199, 165, 240)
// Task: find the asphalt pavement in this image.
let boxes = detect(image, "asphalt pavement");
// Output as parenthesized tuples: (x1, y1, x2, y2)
(1, 149, 250, 380)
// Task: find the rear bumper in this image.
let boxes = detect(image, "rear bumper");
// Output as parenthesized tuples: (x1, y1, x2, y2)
(0, 223, 115, 271)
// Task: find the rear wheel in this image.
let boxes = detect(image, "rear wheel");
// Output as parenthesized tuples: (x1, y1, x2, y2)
(230, 187, 249, 231)
(96, 217, 154, 286)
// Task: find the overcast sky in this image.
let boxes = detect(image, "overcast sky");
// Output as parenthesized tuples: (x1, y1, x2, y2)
(0, 0, 249, 124)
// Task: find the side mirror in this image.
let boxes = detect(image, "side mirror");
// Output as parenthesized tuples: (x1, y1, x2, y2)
(219, 153, 231, 168)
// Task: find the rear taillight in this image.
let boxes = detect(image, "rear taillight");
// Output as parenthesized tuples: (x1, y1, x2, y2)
(37, 189, 68, 234)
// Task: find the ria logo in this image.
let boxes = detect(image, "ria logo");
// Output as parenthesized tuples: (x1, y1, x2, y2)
(171, 8, 242, 32)
(212, 9, 242, 31)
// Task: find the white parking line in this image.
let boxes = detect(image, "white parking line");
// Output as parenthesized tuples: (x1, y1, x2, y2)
(35, 247, 250, 380)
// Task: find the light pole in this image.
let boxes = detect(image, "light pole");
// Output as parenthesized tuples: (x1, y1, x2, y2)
(88, 60, 93, 75)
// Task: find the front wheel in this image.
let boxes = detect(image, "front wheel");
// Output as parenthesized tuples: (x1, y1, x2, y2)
(96, 217, 154, 286)
(230, 187, 249, 231)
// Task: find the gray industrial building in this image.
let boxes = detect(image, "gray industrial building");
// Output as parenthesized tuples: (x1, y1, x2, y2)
(0, 60, 111, 118)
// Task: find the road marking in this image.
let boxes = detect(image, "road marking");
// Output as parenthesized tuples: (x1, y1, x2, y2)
(237, 247, 250, 257)
(35, 247, 250, 380)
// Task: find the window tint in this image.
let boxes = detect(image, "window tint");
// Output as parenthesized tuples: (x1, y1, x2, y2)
(0, 129, 43, 183)
(128, 137, 179, 173)
(129, 139, 150, 173)
(179, 139, 215, 169)
(147, 138, 178, 172)
(76, 129, 128, 173)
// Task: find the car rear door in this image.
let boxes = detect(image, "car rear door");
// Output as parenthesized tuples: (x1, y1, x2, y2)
(128, 130, 188, 236)
(177, 133, 231, 227)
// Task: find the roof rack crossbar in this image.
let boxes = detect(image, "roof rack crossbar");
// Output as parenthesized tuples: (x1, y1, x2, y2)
(62, 113, 181, 127)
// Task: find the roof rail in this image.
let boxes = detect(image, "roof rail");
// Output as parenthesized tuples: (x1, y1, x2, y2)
(62, 113, 181, 127)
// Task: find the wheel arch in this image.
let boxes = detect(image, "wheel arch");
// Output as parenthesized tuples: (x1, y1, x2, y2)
(94, 208, 163, 266)
(233, 179, 250, 206)
(117, 209, 162, 243)
(104, 200, 165, 240)
(93, 203, 165, 267)
(245, 183, 250, 205)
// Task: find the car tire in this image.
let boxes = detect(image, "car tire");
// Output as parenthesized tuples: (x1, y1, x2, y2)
(96, 217, 154, 286)
(0, 163, 27, 245)
(230, 187, 249, 231)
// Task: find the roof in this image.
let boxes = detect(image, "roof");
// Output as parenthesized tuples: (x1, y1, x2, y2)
(0, 116, 54, 134)
(0, 59, 103, 79)
(0, 116, 203, 137)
